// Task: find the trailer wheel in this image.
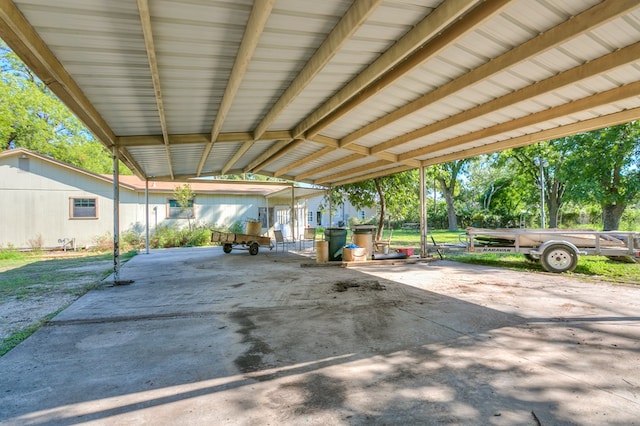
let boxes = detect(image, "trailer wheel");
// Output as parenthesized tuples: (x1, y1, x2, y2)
(223, 244, 233, 254)
(540, 244, 577, 273)
(249, 242, 259, 255)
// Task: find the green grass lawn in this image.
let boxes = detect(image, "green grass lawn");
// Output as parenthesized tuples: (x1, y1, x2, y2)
(385, 229, 640, 285)
(0, 250, 136, 356)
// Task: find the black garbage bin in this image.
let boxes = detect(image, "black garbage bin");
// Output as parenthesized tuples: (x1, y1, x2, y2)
(324, 228, 347, 261)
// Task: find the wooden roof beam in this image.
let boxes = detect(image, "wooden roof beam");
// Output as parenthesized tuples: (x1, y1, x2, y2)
(137, 0, 173, 179)
(221, 140, 253, 175)
(252, 0, 382, 141)
(0, 0, 116, 147)
(248, 139, 305, 173)
(400, 80, 640, 161)
(371, 39, 640, 154)
(349, 0, 638, 150)
(295, 0, 500, 140)
(328, 165, 415, 187)
(295, 153, 366, 181)
(197, 0, 275, 176)
(315, 160, 392, 185)
(421, 107, 640, 167)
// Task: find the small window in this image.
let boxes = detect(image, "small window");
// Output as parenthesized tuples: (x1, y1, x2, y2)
(307, 211, 313, 223)
(359, 210, 366, 220)
(168, 199, 194, 219)
(70, 198, 97, 219)
(316, 211, 322, 226)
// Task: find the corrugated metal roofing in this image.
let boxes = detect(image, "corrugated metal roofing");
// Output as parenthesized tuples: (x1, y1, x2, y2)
(2, 0, 640, 186)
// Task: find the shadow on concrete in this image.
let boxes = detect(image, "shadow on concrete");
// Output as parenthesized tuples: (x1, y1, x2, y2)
(1, 247, 639, 425)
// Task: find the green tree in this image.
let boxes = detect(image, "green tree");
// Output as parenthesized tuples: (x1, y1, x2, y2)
(562, 123, 640, 230)
(174, 184, 195, 230)
(503, 142, 567, 228)
(331, 170, 419, 240)
(1, 40, 124, 174)
(430, 160, 469, 231)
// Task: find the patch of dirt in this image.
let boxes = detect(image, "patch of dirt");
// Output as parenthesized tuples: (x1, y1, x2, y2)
(0, 256, 114, 343)
(333, 280, 386, 293)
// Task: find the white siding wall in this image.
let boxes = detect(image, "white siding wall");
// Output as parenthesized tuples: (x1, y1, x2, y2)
(0, 155, 133, 249)
(0, 154, 274, 249)
(305, 196, 377, 228)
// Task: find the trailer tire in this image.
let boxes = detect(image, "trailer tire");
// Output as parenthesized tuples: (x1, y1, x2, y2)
(223, 244, 233, 254)
(249, 242, 259, 255)
(540, 243, 577, 273)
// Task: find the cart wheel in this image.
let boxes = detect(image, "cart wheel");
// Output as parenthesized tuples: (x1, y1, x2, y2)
(223, 244, 233, 254)
(249, 242, 259, 255)
(540, 243, 577, 273)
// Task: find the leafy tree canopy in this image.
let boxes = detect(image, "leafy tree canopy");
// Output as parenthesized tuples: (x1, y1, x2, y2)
(1, 40, 127, 174)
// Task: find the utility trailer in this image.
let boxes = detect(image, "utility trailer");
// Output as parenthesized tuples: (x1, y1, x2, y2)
(466, 227, 640, 273)
(211, 231, 272, 255)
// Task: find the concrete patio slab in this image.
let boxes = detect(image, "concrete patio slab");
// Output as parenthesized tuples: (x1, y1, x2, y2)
(1, 247, 639, 425)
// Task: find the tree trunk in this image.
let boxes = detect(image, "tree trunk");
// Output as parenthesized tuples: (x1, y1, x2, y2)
(602, 202, 626, 231)
(439, 178, 458, 231)
(374, 178, 385, 240)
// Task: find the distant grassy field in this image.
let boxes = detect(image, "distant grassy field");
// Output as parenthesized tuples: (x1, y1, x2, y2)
(385, 229, 640, 285)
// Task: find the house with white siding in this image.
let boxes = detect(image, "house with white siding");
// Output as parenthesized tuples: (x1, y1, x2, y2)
(0, 149, 375, 250)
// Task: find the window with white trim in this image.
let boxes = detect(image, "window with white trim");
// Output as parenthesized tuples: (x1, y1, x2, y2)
(70, 198, 97, 219)
(167, 198, 194, 219)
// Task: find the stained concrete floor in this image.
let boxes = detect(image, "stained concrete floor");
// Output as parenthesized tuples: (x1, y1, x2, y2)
(1, 246, 639, 425)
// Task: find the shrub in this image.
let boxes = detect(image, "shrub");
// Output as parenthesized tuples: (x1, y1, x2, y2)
(229, 221, 244, 234)
(27, 234, 44, 253)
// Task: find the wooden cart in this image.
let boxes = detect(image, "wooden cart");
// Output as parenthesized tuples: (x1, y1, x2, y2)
(211, 231, 272, 255)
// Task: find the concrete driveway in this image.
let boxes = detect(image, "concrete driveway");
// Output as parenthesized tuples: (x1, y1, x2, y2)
(1, 247, 639, 425)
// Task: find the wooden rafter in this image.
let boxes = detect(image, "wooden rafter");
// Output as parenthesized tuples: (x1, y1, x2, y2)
(347, 0, 638, 150)
(329, 165, 415, 187)
(274, 146, 334, 177)
(371, 39, 640, 154)
(252, 0, 382, 141)
(315, 159, 391, 185)
(400, 80, 640, 161)
(196, 0, 275, 176)
(295, 153, 366, 181)
(137, 0, 173, 180)
(0, 0, 116, 147)
(421, 107, 640, 167)
(295, 0, 502, 140)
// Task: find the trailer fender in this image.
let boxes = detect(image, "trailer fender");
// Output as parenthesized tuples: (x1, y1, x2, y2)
(529, 240, 587, 258)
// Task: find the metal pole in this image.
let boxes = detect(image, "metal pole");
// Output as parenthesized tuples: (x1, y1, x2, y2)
(540, 161, 546, 228)
(328, 187, 332, 228)
(419, 165, 427, 258)
(290, 182, 295, 240)
(112, 146, 120, 281)
(145, 179, 150, 254)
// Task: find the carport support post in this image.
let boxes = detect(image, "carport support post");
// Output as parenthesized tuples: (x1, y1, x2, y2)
(291, 182, 295, 241)
(112, 146, 120, 281)
(145, 179, 150, 255)
(419, 165, 428, 258)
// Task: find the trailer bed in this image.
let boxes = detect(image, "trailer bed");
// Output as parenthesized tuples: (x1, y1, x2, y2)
(211, 231, 272, 255)
(465, 227, 640, 273)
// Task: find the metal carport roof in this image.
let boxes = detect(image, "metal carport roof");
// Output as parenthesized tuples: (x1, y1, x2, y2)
(2, 0, 640, 186)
